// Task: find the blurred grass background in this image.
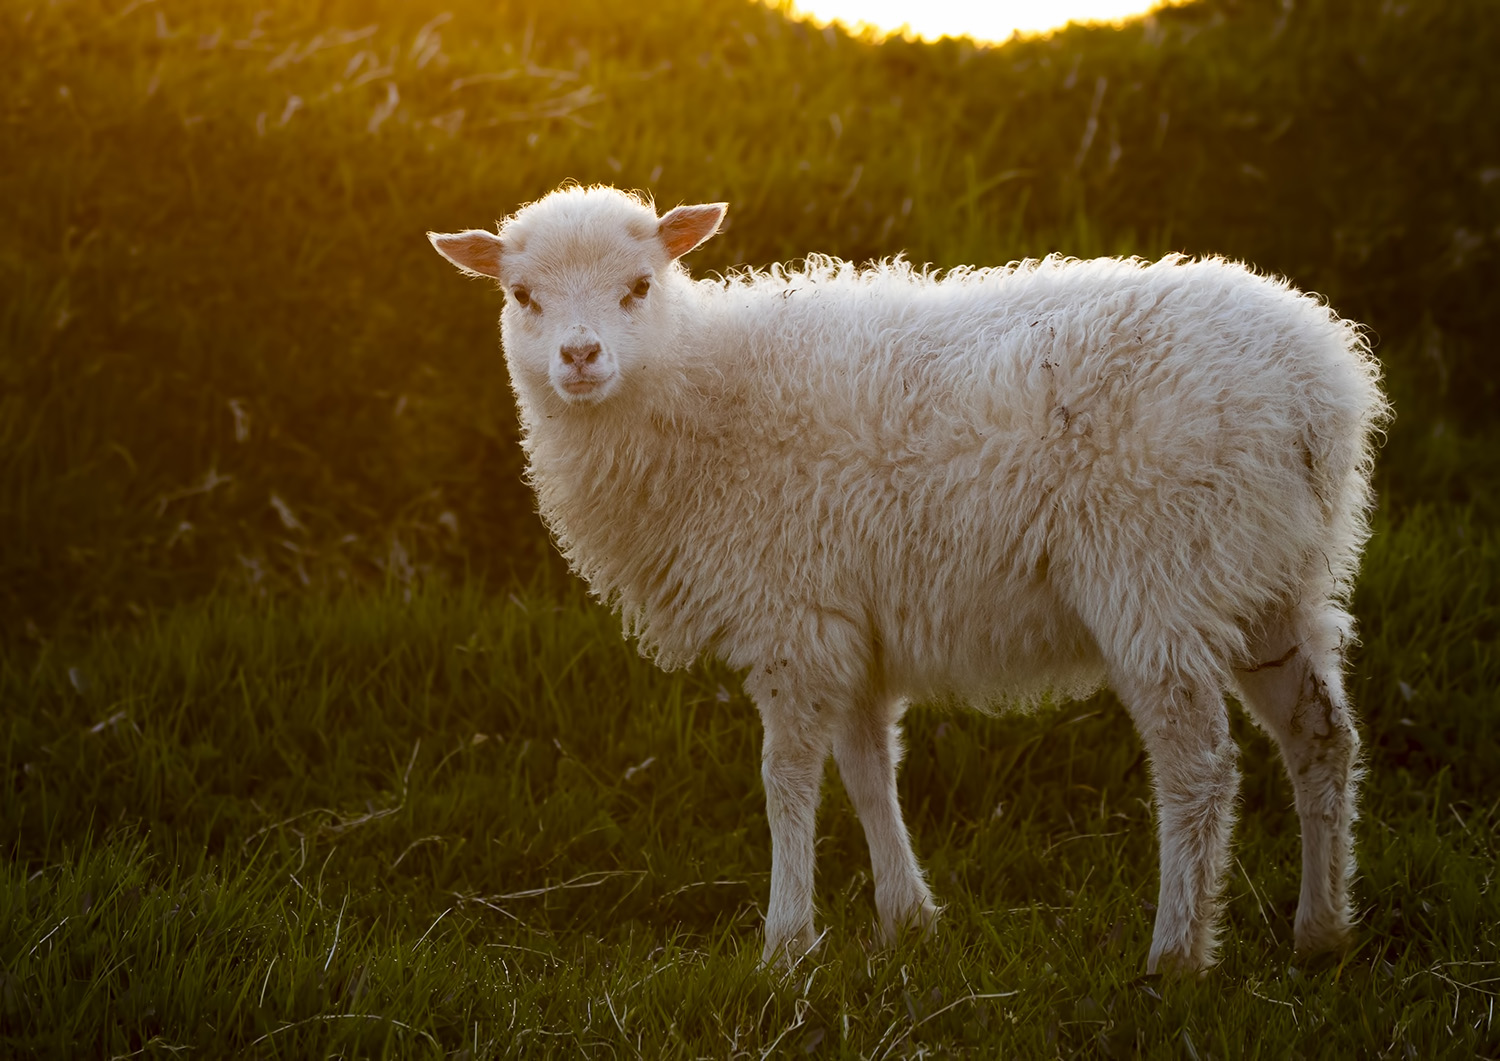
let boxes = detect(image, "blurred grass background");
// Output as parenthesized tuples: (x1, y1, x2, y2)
(3, 0, 1499, 1055)
(3, 0, 1497, 634)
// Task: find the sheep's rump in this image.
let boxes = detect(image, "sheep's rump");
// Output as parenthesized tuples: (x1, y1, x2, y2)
(553, 254, 1386, 705)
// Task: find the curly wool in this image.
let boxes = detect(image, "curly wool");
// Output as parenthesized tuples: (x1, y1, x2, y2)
(521, 242, 1383, 706)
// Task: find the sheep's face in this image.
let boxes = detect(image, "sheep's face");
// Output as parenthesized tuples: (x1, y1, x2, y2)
(500, 234, 666, 407)
(429, 186, 725, 409)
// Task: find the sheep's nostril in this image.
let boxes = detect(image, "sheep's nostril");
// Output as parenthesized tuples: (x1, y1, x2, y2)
(561, 340, 602, 366)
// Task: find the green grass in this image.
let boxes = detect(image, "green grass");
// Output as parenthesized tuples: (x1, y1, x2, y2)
(4, 0, 1499, 1054)
(3, 510, 1497, 1056)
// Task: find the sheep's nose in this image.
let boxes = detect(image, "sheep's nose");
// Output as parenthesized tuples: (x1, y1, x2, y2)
(560, 339, 601, 366)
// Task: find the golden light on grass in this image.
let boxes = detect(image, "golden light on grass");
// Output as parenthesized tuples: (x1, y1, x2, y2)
(784, 0, 1188, 43)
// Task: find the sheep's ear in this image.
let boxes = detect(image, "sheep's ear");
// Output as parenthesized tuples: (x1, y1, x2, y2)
(658, 203, 727, 259)
(428, 229, 503, 279)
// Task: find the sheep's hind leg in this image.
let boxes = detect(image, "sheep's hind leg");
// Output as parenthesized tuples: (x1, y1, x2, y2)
(832, 696, 938, 945)
(1115, 671, 1240, 974)
(1233, 605, 1360, 957)
(756, 698, 833, 965)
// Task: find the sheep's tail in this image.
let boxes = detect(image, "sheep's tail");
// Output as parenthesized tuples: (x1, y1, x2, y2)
(1303, 313, 1392, 610)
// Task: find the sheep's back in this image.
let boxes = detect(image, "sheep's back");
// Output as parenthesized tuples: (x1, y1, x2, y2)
(541, 255, 1384, 703)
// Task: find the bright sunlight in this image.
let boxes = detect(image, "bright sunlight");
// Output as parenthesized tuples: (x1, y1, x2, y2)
(786, 0, 1184, 43)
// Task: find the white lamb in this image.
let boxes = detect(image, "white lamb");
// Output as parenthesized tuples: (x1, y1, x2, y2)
(429, 184, 1388, 974)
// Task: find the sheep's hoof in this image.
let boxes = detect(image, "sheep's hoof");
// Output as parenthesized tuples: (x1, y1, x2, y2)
(1145, 945, 1215, 978)
(1293, 917, 1354, 960)
(877, 898, 941, 948)
(761, 926, 821, 969)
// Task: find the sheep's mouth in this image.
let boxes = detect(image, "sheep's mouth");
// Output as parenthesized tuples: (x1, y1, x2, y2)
(556, 374, 615, 402)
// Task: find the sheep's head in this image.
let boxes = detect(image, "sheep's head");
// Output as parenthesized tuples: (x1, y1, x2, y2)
(428, 186, 725, 406)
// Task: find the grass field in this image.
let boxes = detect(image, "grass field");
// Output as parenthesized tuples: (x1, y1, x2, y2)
(4, 509, 1498, 1056)
(4, 0, 1499, 1055)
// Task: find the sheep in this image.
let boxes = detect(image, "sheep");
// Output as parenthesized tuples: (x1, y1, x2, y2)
(428, 183, 1389, 974)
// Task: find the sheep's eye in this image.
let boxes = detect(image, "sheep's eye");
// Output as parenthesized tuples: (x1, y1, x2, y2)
(511, 287, 538, 311)
(622, 276, 650, 306)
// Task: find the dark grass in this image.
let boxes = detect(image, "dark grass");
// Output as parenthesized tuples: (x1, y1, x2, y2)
(3, 511, 1497, 1056)
(4, 0, 1500, 1055)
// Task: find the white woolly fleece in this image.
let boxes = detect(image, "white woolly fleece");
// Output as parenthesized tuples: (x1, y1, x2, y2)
(510, 206, 1381, 699)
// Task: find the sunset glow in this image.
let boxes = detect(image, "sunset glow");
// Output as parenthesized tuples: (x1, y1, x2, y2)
(785, 0, 1183, 43)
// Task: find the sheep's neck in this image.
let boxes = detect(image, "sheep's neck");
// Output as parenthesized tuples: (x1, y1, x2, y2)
(522, 391, 710, 596)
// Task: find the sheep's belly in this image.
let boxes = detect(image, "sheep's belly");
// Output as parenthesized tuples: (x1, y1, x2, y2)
(876, 566, 1108, 709)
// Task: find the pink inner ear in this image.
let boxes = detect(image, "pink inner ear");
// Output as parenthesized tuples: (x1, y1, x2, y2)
(429, 229, 503, 278)
(658, 204, 727, 259)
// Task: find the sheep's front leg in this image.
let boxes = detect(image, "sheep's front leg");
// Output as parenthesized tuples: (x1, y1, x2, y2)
(757, 702, 832, 965)
(1116, 674, 1240, 974)
(832, 699, 938, 944)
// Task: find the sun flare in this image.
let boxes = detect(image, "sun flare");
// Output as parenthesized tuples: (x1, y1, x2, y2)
(784, 0, 1183, 43)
